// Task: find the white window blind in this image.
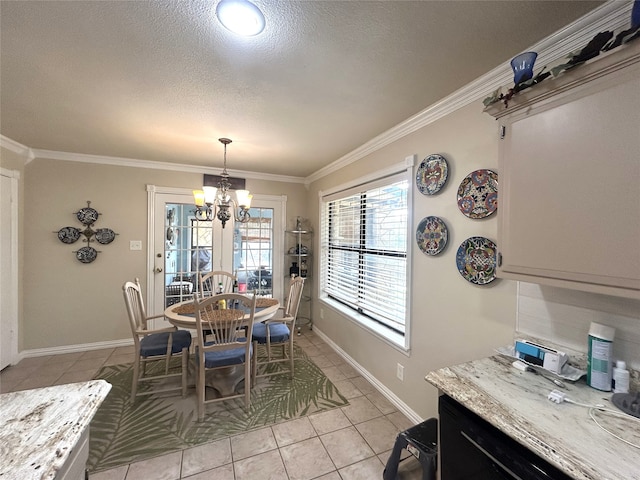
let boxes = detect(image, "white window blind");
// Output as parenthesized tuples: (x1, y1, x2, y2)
(321, 174, 408, 334)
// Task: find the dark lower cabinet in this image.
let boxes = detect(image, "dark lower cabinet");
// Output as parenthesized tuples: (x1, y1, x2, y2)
(439, 395, 572, 480)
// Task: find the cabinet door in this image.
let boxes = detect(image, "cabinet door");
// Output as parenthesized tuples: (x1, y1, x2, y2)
(498, 71, 640, 298)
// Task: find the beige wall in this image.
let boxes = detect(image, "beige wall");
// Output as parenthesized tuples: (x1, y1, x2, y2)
(307, 102, 518, 419)
(22, 157, 308, 350)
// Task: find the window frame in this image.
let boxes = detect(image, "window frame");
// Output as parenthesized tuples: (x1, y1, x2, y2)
(319, 158, 414, 351)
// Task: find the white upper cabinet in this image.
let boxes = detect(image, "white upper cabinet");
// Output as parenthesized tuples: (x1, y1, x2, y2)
(485, 41, 640, 299)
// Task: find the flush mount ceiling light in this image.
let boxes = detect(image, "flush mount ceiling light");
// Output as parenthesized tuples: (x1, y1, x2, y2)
(216, 0, 265, 36)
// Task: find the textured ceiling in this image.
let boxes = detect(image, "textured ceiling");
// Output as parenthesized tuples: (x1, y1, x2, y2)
(0, 1, 603, 177)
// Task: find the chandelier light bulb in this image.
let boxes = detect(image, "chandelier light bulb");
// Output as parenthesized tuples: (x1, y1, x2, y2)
(236, 190, 252, 208)
(203, 186, 218, 205)
(193, 190, 205, 207)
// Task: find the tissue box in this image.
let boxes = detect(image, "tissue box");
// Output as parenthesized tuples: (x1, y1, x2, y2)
(515, 340, 568, 374)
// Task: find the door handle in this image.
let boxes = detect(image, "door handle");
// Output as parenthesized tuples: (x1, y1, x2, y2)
(154, 267, 163, 273)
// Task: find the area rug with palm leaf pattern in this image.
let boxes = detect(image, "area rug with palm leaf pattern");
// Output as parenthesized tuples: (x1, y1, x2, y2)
(88, 344, 348, 473)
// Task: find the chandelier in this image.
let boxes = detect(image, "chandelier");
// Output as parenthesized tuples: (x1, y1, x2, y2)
(192, 138, 252, 228)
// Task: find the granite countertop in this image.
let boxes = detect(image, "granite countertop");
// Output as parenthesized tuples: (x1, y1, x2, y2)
(426, 355, 640, 480)
(0, 380, 111, 479)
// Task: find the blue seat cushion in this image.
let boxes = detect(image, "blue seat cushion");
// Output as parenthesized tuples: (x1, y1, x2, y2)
(198, 340, 253, 368)
(252, 322, 290, 344)
(140, 330, 192, 358)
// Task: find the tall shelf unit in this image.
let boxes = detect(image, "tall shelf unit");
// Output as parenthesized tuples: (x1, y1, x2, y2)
(285, 218, 312, 334)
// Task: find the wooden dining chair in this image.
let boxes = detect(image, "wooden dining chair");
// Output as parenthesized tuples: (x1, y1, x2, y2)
(122, 278, 192, 402)
(198, 270, 236, 298)
(193, 292, 257, 421)
(252, 276, 305, 380)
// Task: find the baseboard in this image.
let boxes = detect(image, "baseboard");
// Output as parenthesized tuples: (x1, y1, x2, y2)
(312, 327, 423, 425)
(18, 338, 134, 362)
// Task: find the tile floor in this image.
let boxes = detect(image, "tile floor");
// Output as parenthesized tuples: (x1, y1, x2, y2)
(0, 329, 426, 480)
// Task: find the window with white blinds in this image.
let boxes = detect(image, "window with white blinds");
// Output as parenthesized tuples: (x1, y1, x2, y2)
(321, 173, 408, 335)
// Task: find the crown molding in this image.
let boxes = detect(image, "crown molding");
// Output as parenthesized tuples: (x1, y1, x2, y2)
(0, 135, 34, 161)
(30, 147, 305, 184)
(305, 1, 631, 184)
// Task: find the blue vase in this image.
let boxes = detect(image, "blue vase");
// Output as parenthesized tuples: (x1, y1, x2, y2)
(510, 52, 538, 85)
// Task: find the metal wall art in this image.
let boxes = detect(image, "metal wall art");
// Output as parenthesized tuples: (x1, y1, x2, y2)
(55, 201, 117, 263)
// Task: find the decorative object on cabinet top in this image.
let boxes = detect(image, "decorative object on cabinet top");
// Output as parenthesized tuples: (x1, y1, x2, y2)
(483, 16, 640, 109)
(510, 52, 538, 85)
(457, 169, 498, 219)
(416, 154, 449, 195)
(456, 236, 497, 285)
(416, 216, 448, 256)
(55, 201, 117, 263)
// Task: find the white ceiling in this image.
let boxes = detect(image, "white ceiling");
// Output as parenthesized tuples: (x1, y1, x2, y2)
(0, 0, 604, 178)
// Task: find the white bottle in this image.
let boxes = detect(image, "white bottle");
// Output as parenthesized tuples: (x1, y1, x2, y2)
(612, 360, 630, 394)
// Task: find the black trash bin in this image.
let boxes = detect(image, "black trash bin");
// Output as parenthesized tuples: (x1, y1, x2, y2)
(383, 418, 438, 480)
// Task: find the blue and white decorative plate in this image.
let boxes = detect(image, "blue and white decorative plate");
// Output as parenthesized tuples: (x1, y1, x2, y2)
(57, 226, 81, 244)
(457, 169, 498, 219)
(416, 216, 448, 256)
(416, 154, 448, 195)
(95, 228, 117, 245)
(456, 236, 497, 285)
(75, 246, 98, 264)
(76, 206, 100, 225)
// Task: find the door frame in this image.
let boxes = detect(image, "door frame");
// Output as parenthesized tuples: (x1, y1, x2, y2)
(146, 185, 287, 318)
(1, 168, 19, 369)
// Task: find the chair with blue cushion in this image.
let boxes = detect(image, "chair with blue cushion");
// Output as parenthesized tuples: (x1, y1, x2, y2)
(193, 292, 256, 421)
(252, 276, 305, 380)
(122, 278, 192, 403)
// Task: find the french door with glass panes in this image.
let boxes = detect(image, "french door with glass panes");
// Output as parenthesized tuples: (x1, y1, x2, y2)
(149, 187, 285, 322)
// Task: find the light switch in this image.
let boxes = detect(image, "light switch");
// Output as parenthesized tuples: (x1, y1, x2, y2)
(130, 240, 142, 251)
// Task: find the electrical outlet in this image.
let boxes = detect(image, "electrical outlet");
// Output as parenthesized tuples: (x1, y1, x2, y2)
(130, 240, 142, 251)
(320, 308, 324, 319)
(397, 363, 404, 381)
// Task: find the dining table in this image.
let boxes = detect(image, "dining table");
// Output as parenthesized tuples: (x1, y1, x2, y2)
(163, 295, 280, 329)
(163, 295, 280, 396)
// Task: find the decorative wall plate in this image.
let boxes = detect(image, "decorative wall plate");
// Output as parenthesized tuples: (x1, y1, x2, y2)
(75, 246, 98, 264)
(416, 154, 449, 195)
(76, 206, 100, 225)
(95, 228, 117, 245)
(457, 169, 498, 219)
(456, 236, 497, 285)
(57, 201, 116, 263)
(416, 216, 448, 256)
(57, 226, 81, 244)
